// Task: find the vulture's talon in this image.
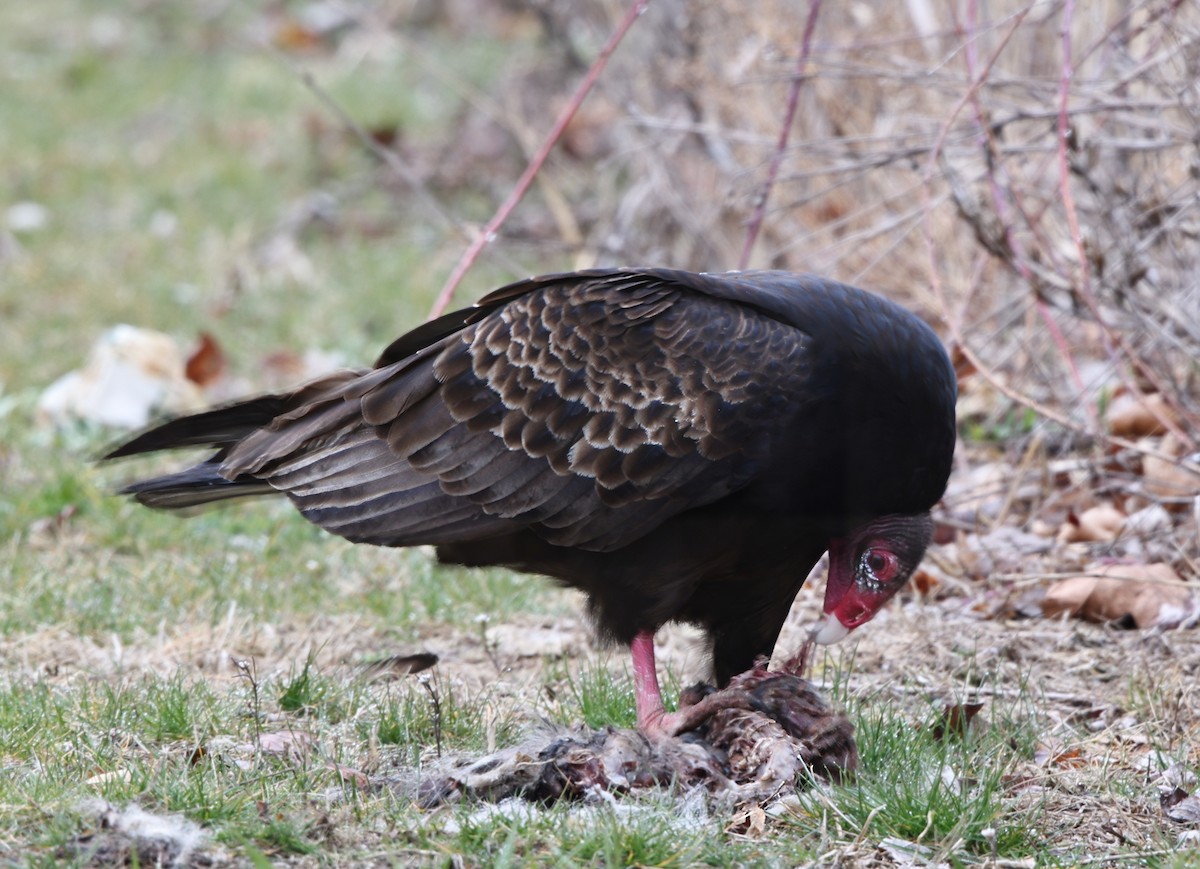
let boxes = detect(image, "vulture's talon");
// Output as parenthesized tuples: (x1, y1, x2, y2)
(638, 688, 758, 739)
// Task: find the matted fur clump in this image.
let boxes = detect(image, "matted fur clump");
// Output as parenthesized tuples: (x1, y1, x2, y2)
(410, 668, 856, 807)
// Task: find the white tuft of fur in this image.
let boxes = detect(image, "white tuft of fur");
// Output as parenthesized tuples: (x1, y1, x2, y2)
(80, 800, 206, 866)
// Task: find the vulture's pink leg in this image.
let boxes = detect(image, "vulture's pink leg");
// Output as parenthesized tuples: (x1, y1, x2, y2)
(631, 630, 667, 731)
(632, 630, 756, 737)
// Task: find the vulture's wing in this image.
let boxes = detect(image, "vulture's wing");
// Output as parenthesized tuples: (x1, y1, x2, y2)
(220, 269, 816, 552)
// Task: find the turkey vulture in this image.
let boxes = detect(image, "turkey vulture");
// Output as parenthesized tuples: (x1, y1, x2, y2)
(106, 268, 956, 733)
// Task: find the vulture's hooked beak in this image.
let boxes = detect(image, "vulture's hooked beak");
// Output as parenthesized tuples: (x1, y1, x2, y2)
(808, 536, 888, 645)
(808, 612, 851, 645)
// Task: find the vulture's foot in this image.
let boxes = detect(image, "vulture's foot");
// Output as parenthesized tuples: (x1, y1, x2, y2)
(647, 686, 757, 738)
(632, 635, 819, 738)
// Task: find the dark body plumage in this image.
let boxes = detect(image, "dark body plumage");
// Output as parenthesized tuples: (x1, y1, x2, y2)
(108, 268, 956, 685)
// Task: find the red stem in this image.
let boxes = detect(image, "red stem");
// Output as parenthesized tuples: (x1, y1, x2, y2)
(737, 0, 823, 270)
(1053, 0, 1193, 446)
(959, 1, 1090, 412)
(428, 0, 651, 319)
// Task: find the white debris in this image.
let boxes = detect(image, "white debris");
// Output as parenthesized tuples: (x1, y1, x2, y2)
(81, 800, 206, 867)
(37, 324, 205, 429)
(6, 201, 49, 233)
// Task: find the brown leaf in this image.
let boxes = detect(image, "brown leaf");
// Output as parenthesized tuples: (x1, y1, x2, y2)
(325, 761, 370, 790)
(931, 701, 984, 740)
(727, 805, 768, 837)
(358, 652, 439, 682)
(1057, 503, 1126, 543)
(367, 124, 400, 149)
(274, 20, 324, 52)
(1142, 435, 1200, 500)
(1162, 788, 1200, 823)
(1041, 563, 1196, 629)
(949, 342, 977, 382)
(1034, 741, 1086, 767)
(184, 332, 226, 388)
(911, 568, 940, 597)
(560, 98, 617, 161)
(1106, 392, 1173, 438)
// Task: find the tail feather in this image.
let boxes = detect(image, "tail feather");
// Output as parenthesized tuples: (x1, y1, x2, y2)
(103, 396, 291, 459)
(104, 369, 368, 514)
(120, 463, 276, 510)
(105, 394, 301, 511)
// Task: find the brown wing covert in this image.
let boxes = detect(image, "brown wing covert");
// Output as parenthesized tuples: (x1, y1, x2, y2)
(348, 272, 813, 551)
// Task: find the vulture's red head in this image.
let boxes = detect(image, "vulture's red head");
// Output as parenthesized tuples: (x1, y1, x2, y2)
(811, 513, 934, 644)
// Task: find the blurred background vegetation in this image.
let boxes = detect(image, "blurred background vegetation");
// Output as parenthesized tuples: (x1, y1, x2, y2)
(4, 0, 1198, 439)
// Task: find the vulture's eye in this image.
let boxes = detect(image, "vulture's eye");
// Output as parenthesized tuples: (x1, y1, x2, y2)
(863, 549, 900, 583)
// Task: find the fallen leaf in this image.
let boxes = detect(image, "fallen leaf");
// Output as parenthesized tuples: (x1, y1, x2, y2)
(911, 568, 940, 596)
(358, 652, 438, 682)
(367, 123, 400, 149)
(930, 701, 984, 740)
(1057, 503, 1126, 543)
(1142, 435, 1200, 500)
(949, 342, 977, 382)
(1033, 741, 1086, 767)
(184, 332, 226, 388)
(1041, 563, 1196, 629)
(274, 20, 324, 51)
(560, 98, 617, 161)
(325, 762, 369, 789)
(727, 804, 767, 837)
(1163, 787, 1200, 823)
(1107, 392, 1173, 438)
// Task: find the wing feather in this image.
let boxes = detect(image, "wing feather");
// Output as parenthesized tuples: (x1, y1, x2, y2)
(333, 271, 815, 551)
(161, 269, 815, 553)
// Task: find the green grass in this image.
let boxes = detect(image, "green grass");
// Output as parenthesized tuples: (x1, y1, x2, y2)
(0, 0, 536, 394)
(537, 654, 684, 730)
(0, 584, 1171, 866)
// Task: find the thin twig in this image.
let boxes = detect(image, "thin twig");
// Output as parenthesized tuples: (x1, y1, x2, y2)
(958, 0, 1090, 418)
(922, 4, 1031, 324)
(428, 0, 652, 318)
(267, 47, 470, 245)
(737, 0, 823, 270)
(1052, 1, 1196, 449)
(418, 674, 443, 759)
